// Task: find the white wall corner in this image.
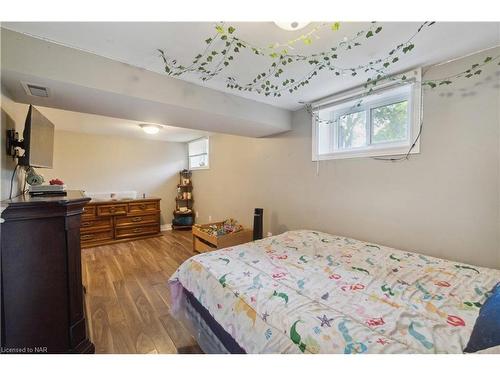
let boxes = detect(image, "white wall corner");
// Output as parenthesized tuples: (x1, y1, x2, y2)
(161, 224, 172, 231)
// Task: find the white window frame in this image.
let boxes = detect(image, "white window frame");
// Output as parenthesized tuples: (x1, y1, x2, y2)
(312, 68, 422, 161)
(188, 136, 210, 170)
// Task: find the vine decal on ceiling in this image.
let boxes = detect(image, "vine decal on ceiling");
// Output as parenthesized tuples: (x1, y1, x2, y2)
(422, 55, 500, 88)
(158, 22, 392, 96)
(157, 21, 499, 101)
(158, 21, 345, 79)
(157, 22, 498, 163)
(307, 54, 500, 126)
(157, 22, 454, 98)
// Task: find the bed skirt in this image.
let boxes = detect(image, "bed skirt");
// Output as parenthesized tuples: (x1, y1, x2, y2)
(169, 280, 245, 354)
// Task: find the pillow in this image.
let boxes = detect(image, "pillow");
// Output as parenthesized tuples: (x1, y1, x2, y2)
(464, 282, 500, 353)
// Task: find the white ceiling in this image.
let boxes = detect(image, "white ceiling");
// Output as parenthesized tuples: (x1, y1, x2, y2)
(2, 22, 499, 110)
(37, 106, 210, 142)
(1, 28, 291, 138)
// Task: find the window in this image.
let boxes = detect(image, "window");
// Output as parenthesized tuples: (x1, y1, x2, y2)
(312, 69, 422, 160)
(188, 137, 209, 170)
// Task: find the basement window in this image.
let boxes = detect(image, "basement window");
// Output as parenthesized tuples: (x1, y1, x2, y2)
(188, 137, 209, 170)
(312, 69, 422, 160)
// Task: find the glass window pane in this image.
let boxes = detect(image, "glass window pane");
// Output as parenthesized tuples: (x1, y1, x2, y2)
(189, 154, 208, 169)
(317, 112, 334, 155)
(188, 138, 207, 156)
(318, 122, 332, 154)
(338, 110, 367, 149)
(371, 101, 408, 144)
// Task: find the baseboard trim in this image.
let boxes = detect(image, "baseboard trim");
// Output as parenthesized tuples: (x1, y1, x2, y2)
(161, 224, 172, 232)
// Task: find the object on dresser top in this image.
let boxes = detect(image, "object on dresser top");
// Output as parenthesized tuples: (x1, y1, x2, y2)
(25, 166, 45, 186)
(80, 196, 161, 248)
(29, 183, 67, 196)
(49, 178, 65, 185)
(84, 190, 138, 201)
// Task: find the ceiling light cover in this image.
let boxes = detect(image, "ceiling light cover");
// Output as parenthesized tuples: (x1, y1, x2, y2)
(140, 124, 161, 135)
(274, 22, 310, 31)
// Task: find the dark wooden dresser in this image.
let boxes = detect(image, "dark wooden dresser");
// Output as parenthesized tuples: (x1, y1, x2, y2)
(1, 191, 94, 354)
(80, 197, 161, 248)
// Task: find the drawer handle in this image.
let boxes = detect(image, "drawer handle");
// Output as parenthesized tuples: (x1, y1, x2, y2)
(140, 204, 147, 210)
(133, 228, 142, 233)
(131, 217, 142, 222)
(110, 208, 116, 213)
(81, 234, 94, 240)
(82, 222, 92, 227)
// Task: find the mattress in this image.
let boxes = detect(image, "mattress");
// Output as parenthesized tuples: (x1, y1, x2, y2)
(169, 230, 500, 353)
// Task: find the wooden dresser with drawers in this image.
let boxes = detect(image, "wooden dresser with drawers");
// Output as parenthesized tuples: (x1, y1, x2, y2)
(80, 197, 161, 248)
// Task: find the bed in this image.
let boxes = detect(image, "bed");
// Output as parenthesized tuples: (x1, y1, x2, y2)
(169, 230, 500, 353)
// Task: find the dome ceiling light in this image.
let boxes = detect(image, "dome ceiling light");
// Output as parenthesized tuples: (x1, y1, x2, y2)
(274, 22, 310, 31)
(139, 124, 161, 134)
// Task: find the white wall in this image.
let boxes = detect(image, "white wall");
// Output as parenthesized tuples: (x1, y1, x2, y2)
(192, 48, 500, 269)
(1, 93, 24, 201)
(42, 130, 186, 225)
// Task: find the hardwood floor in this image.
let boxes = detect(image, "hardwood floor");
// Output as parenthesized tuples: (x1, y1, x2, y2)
(81, 230, 203, 354)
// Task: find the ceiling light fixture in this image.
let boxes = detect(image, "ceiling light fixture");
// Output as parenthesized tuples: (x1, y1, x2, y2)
(274, 22, 310, 31)
(139, 124, 161, 135)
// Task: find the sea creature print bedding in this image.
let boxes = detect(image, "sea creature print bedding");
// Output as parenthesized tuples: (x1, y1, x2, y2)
(169, 230, 500, 353)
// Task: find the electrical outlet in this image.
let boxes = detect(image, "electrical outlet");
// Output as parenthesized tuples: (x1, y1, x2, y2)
(267, 232, 273, 237)
(196, 211, 199, 218)
(208, 215, 212, 222)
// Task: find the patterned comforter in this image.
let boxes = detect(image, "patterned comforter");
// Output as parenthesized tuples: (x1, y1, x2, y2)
(170, 230, 500, 353)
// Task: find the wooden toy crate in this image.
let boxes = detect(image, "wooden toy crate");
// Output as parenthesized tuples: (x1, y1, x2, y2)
(192, 221, 253, 253)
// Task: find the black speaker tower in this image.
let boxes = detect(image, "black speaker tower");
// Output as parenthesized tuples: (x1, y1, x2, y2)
(253, 208, 263, 241)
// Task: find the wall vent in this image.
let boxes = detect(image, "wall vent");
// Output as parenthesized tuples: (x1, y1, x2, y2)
(21, 82, 50, 97)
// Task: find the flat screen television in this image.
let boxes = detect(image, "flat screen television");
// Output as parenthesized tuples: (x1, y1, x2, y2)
(18, 105, 54, 168)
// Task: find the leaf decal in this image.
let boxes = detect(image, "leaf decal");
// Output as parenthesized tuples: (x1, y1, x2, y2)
(454, 265, 480, 274)
(352, 266, 370, 275)
(390, 254, 401, 262)
(272, 290, 289, 304)
(218, 273, 229, 287)
(331, 22, 340, 31)
(326, 255, 335, 266)
(381, 284, 395, 296)
(463, 301, 482, 308)
(409, 321, 434, 349)
(265, 328, 272, 340)
(290, 320, 307, 353)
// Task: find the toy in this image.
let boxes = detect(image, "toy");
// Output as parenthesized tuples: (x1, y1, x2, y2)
(49, 178, 65, 185)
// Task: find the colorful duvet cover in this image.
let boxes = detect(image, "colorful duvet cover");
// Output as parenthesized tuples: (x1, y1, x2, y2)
(169, 230, 500, 353)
